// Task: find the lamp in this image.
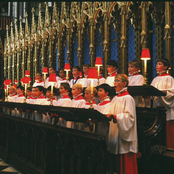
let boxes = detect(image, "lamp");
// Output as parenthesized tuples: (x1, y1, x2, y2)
(4, 79, 12, 102)
(25, 70, 30, 77)
(95, 57, 103, 85)
(22, 76, 30, 103)
(49, 74, 57, 105)
(87, 67, 98, 109)
(141, 48, 151, 85)
(42, 67, 48, 88)
(64, 63, 71, 81)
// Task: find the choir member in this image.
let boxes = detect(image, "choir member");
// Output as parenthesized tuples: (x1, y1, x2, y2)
(106, 74, 138, 174)
(57, 68, 69, 88)
(96, 83, 111, 136)
(67, 83, 86, 129)
(151, 59, 174, 148)
(80, 64, 90, 87)
(128, 60, 146, 107)
(6, 86, 17, 115)
(32, 86, 47, 121)
(69, 66, 82, 88)
(32, 72, 44, 87)
(79, 86, 97, 132)
(105, 60, 117, 87)
(56, 83, 71, 126)
(45, 67, 60, 88)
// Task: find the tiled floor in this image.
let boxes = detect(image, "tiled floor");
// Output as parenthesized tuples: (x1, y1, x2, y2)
(0, 158, 23, 174)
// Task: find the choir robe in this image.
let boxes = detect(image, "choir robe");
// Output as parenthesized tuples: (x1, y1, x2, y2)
(69, 76, 82, 88)
(14, 94, 25, 117)
(79, 100, 97, 132)
(27, 96, 37, 120)
(105, 71, 117, 87)
(55, 94, 71, 127)
(6, 93, 17, 115)
(96, 97, 111, 136)
(128, 73, 146, 107)
(79, 76, 89, 87)
(66, 94, 86, 129)
(106, 90, 138, 174)
(57, 78, 69, 88)
(43, 97, 57, 124)
(32, 80, 44, 87)
(151, 73, 174, 148)
(45, 76, 60, 88)
(33, 95, 47, 122)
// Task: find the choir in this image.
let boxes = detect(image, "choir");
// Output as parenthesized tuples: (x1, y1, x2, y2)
(3, 58, 174, 174)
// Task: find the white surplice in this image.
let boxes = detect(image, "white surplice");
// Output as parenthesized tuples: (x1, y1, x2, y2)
(105, 71, 117, 87)
(106, 89, 138, 155)
(13, 94, 25, 117)
(6, 93, 17, 115)
(128, 73, 146, 107)
(151, 73, 174, 121)
(32, 80, 45, 87)
(69, 77, 82, 88)
(66, 94, 86, 129)
(57, 78, 69, 88)
(45, 76, 60, 88)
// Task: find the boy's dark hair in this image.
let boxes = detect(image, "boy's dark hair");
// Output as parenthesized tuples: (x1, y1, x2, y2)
(33, 86, 45, 93)
(83, 64, 90, 68)
(60, 82, 70, 92)
(36, 72, 42, 76)
(27, 87, 32, 91)
(107, 60, 117, 68)
(47, 86, 56, 94)
(156, 59, 171, 70)
(98, 83, 111, 96)
(17, 85, 24, 91)
(49, 66, 55, 70)
(58, 68, 66, 74)
(128, 60, 141, 68)
(73, 66, 81, 72)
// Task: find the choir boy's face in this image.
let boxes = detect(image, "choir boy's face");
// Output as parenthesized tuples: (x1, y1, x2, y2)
(98, 88, 108, 101)
(36, 73, 42, 80)
(16, 88, 23, 95)
(83, 66, 89, 75)
(26, 90, 31, 97)
(156, 62, 167, 72)
(9, 87, 15, 94)
(107, 65, 116, 74)
(32, 88, 36, 97)
(46, 90, 51, 98)
(128, 64, 139, 75)
(72, 68, 79, 77)
(72, 86, 81, 97)
(34, 88, 43, 97)
(59, 86, 67, 94)
(84, 90, 91, 101)
(114, 77, 127, 92)
(59, 70, 65, 78)
(49, 68, 55, 74)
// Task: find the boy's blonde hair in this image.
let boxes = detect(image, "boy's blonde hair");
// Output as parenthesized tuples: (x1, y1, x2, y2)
(72, 83, 83, 92)
(115, 74, 129, 87)
(85, 87, 97, 95)
(10, 86, 16, 90)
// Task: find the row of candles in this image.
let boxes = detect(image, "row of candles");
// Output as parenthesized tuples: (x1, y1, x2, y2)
(3, 48, 151, 108)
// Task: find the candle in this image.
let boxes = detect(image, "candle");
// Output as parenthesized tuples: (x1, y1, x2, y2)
(91, 79, 93, 95)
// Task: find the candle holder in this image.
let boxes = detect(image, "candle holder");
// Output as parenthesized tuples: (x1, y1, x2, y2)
(22, 76, 30, 103)
(4, 79, 12, 102)
(95, 57, 103, 86)
(88, 68, 98, 109)
(64, 63, 71, 82)
(141, 49, 151, 85)
(49, 74, 57, 106)
(42, 67, 48, 88)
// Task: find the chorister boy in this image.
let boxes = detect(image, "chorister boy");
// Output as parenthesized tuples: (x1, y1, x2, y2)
(80, 64, 90, 87)
(151, 59, 174, 149)
(96, 83, 111, 136)
(45, 67, 60, 88)
(57, 68, 69, 88)
(128, 60, 146, 107)
(106, 74, 138, 174)
(33, 72, 44, 87)
(69, 66, 82, 88)
(7, 86, 17, 102)
(67, 83, 86, 129)
(56, 83, 71, 126)
(105, 60, 117, 87)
